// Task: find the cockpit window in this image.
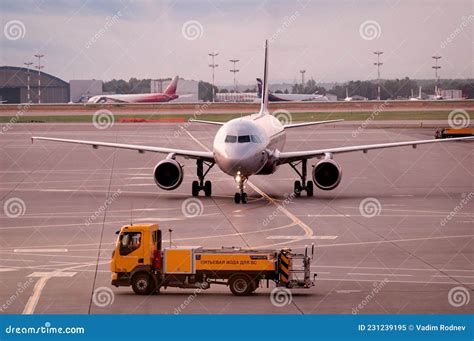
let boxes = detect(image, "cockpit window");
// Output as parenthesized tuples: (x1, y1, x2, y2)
(238, 135, 251, 143)
(251, 135, 262, 143)
(225, 135, 237, 143)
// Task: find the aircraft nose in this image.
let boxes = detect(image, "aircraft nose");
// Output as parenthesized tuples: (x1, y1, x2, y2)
(215, 144, 267, 176)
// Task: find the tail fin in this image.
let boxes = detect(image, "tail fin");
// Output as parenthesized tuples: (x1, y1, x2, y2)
(164, 76, 179, 95)
(256, 78, 263, 98)
(259, 40, 269, 115)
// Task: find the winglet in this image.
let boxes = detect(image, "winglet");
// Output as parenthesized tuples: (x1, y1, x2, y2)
(259, 40, 269, 116)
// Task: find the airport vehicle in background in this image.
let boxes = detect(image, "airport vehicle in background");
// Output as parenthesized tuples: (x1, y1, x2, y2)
(111, 223, 314, 296)
(33, 40, 474, 204)
(435, 127, 473, 139)
(256, 78, 328, 101)
(87, 76, 182, 103)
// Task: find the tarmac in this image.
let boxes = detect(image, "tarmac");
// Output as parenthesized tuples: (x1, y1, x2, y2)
(0, 122, 473, 314)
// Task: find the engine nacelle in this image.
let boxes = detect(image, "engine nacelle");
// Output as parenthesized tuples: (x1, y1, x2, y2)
(312, 159, 342, 190)
(153, 159, 183, 190)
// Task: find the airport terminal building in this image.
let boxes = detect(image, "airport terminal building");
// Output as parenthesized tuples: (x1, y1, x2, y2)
(0, 66, 69, 104)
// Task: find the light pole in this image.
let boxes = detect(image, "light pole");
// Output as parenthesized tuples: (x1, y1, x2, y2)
(299, 70, 306, 93)
(208, 52, 218, 102)
(34, 54, 44, 103)
(229, 59, 239, 93)
(432, 55, 441, 95)
(24, 62, 33, 103)
(373, 51, 383, 100)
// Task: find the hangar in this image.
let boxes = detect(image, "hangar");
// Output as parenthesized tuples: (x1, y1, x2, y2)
(0, 66, 69, 104)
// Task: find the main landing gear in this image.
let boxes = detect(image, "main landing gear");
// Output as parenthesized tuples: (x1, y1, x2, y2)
(192, 160, 215, 197)
(234, 171, 248, 204)
(289, 159, 313, 197)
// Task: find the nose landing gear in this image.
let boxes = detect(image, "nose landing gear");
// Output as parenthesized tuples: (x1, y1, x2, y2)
(234, 172, 248, 204)
(289, 159, 314, 197)
(192, 160, 215, 197)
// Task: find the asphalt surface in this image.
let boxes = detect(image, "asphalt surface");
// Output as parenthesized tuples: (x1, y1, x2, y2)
(0, 122, 473, 314)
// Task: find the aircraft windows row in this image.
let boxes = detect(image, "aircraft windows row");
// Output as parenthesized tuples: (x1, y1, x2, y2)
(225, 135, 262, 143)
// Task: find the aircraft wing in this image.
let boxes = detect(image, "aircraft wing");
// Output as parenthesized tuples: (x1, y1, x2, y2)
(31, 137, 215, 162)
(190, 119, 225, 126)
(277, 136, 474, 164)
(283, 119, 343, 129)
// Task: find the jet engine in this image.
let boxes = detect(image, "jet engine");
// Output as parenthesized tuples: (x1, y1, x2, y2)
(312, 158, 342, 190)
(153, 159, 183, 190)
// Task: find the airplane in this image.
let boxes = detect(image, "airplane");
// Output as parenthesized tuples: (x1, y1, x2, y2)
(87, 76, 184, 103)
(256, 78, 328, 101)
(32, 41, 474, 204)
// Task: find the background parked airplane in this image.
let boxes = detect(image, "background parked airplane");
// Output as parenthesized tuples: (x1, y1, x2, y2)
(87, 76, 184, 103)
(256, 78, 328, 101)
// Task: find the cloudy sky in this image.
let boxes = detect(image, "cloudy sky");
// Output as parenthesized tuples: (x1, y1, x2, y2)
(0, 0, 472, 85)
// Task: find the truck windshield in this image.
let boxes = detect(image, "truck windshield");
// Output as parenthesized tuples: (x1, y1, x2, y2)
(119, 232, 141, 255)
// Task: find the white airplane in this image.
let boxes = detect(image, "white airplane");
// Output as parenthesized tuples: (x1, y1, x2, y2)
(256, 78, 328, 102)
(32, 41, 474, 204)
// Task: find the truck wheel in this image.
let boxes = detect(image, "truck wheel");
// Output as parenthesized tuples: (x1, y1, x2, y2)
(131, 273, 155, 295)
(229, 274, 253, 296)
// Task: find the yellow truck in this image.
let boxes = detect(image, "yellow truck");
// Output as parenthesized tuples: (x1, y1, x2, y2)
(110, 223, 315, 296)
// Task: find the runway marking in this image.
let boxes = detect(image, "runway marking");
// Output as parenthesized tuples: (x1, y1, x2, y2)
(317, 278, 474, 285)
(432, 274, 474, 278)
(23, 271, 76, 315)
(0, 268, 17, 272)
(336, 289, 362, 294)
(14, 249, 68, 253)
(348, 272, 412, 277)
(267, 235, 338, 240)
(294, 234, 474, 249)
(184, 129, 314, 241)
(311, 265, 474, 273)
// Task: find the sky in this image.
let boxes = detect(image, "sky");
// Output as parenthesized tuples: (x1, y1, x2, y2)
(0, 0, 472, 85)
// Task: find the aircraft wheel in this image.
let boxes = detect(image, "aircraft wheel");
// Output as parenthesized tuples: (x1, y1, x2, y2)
(241, 193, 248, 204)
(192, 181, 200, 197)
(306, 181, 314, 197)
(234, 193, 241, 204)
(204, 181, 212, 197)
(294, 181, 302, 197)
